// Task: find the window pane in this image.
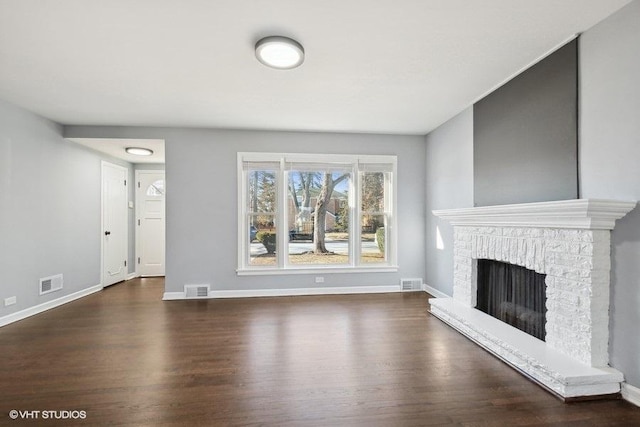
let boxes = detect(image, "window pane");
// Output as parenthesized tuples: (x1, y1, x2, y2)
(247, 170, 277, 213)
(360, 172, 386, 213)
(287, 170, 350, 266)
(361, 214, 387, 264)
(146, 180, 164, 196)
(288, 228, 351, 265)
(248, 214, 277, 267)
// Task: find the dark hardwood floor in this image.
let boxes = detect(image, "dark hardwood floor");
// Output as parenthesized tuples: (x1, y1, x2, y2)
(1, 278, 639, 426)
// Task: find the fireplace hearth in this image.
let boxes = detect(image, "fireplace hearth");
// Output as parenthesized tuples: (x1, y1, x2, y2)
(430, 199, 636, 399)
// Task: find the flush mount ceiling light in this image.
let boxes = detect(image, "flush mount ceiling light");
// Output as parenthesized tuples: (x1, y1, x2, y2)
(125, 147, 153, 156)
(255, 36, 304, 69)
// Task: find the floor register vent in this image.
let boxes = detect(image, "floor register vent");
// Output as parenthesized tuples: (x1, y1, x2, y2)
(400, 278, 423, 292)
(184, 284, 210, 299)
(40, 274, 63, 295)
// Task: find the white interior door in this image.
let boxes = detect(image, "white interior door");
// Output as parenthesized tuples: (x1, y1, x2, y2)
(136, 171, 165, 276)
(102, 162, 128, 287)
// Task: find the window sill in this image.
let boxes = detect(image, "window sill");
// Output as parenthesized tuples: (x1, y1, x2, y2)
(236, 265, 399, 276)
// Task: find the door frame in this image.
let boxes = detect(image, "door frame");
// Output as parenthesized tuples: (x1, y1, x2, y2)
(135, 169, 166, 277)
(101, 161, 129, 287)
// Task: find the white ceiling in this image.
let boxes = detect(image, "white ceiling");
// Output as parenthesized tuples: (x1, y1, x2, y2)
(0, 0, 632, 135)
(67, 138, 165, 163)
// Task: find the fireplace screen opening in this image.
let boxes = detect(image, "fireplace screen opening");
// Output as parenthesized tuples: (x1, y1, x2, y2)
(476, 259, 547, 341)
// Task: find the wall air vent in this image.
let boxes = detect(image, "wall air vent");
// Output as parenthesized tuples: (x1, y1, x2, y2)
(184, 284, 210, 299)
(400, 278, 423, 292)
(40, 274, 63, 295)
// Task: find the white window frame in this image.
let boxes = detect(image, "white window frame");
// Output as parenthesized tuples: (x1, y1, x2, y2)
(237, 152, 398, 275)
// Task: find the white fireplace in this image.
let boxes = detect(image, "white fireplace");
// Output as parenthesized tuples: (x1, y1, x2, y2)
(430, 199, 636, 400)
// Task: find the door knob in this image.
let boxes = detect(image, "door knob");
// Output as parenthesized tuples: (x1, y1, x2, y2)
(105, 231, 111, 236)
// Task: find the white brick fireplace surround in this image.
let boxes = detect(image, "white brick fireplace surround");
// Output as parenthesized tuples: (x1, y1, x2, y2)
(430, 199, 636, 400)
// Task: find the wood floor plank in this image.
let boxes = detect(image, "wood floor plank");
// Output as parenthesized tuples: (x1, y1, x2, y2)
(1, 278, 639, 426)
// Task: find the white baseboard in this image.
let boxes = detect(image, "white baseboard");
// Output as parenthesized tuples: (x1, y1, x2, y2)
(423, 283, 449, 299)
(0, 284, 103, 328)
(622, 382, 640, 407)
(163, 285, 400, 300)
(162, 292, 185, 300)
(212, 285, 400, 298)
(126, 272, 138, 280)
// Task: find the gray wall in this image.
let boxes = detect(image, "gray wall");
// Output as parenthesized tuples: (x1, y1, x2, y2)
(134, 163, 165, 171)
(0, 99, 134, 319)
(424, 108, 474, 296)
(473, 40, 578, 207)
(65, 126, 426, 293)
(580, 0, 640, 387)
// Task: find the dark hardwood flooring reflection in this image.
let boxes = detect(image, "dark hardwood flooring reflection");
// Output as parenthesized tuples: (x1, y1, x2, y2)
(1, 278, 639, 426)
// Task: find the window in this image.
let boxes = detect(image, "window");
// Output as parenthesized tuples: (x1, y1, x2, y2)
(246, 164, 278, 267)
(146, 179, 164, 196)
(360, 168, 390, 264)
(238, 153, 397, 274)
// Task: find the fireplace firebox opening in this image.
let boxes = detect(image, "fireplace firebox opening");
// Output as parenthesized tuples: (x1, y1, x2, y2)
(476, 259, 547, 341)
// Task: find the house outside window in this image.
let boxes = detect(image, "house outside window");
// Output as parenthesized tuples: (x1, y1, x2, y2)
(238, 152, 397, 274)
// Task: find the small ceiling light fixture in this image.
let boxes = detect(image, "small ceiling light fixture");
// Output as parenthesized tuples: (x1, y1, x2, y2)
(125, 147, 153, 156)
(255, 36, 304, 70)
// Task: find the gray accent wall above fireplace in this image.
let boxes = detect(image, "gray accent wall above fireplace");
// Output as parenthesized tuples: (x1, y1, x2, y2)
(473, 40, 578, 207)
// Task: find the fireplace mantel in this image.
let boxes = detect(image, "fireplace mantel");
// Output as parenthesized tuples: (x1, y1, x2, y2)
(430, 198, 636, 400)
(432, 199, 637, 230)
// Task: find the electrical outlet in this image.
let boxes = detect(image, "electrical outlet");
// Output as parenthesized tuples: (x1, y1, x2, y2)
(4, 296, 16, 306)
(315, 276, 324, 284)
